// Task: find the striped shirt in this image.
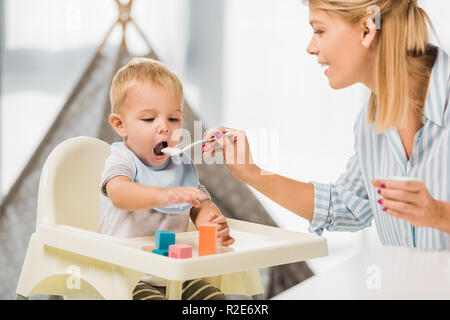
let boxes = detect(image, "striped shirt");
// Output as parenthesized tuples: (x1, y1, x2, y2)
(310, 45, 450, 250)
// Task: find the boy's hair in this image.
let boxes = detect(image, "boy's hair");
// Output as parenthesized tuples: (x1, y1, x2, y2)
(110, 57, 184, 114)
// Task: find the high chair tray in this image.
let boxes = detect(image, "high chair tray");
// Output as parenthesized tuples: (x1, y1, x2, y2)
(37, 218, 327, 281)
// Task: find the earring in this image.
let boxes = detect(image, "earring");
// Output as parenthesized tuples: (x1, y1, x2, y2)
(362, 41, 366, 47)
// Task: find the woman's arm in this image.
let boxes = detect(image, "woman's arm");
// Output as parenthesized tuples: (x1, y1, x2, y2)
(244, 169, 315, 223)
(203, 127, 374, 235)
(202, 128, 315, 222)
(106, 176, 204, 211)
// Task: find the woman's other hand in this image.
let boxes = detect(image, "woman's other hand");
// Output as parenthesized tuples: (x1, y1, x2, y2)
(372, 179, 447, 230)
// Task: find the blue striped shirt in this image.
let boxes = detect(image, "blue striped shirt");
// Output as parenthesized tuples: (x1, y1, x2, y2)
(310, 46, 450, 250)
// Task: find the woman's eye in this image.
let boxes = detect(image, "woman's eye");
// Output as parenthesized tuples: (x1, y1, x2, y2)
(314, 30, 324, 36)
(143, 118, 154, 122)
(169, 118, 180, 122)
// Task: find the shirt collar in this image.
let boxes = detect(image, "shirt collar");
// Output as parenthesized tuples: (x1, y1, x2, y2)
(422, 45, 450, 127)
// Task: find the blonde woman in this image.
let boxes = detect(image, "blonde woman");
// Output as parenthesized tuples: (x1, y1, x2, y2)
(203, 0, 450, 249)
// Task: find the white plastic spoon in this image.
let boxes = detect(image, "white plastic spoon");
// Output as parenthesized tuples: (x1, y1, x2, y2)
(162, 131, 231, 156)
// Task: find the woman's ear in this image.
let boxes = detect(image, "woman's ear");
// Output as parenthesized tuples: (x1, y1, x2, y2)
(109, 113, 127, 138)
(361, 16, 377, 48)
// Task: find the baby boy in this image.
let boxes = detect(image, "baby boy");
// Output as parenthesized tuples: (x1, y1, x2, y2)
(99, 57, 234, 300)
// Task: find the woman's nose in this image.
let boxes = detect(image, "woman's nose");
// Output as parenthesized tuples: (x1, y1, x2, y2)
(306, 40, 318, 55)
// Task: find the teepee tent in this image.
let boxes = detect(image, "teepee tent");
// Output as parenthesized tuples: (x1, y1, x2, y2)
(0, 0, 313, 299)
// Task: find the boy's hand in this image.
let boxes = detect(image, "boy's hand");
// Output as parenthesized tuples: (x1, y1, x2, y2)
(208, 212, 235, 246)
(160, 187, 204, 208)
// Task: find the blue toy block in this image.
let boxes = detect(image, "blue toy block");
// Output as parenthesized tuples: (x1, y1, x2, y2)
(152, 248, 169, 256)
(155, 230, 175, 250)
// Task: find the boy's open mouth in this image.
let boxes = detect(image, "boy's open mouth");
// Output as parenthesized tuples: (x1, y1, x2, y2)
(153, 141, 168, 156)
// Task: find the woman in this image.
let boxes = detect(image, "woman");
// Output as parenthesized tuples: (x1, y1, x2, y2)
(202, 0, 450, 249)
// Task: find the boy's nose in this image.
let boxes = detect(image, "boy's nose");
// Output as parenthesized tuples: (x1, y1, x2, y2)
(156, 120, 170, 133)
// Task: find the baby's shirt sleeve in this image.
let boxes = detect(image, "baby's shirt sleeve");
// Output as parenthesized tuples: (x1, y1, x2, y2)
(100, 145, 136, 197)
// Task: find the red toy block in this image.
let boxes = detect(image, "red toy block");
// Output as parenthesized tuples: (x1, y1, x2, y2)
(169, 244, 192, 259)
(198, 224, 217, 256)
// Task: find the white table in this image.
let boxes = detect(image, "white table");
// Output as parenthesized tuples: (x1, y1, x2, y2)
(272, 246, 450, 300)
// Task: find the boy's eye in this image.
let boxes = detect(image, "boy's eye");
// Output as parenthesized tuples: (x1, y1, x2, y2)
(169, 118, 180, 122)
(142, 118, 154, 122)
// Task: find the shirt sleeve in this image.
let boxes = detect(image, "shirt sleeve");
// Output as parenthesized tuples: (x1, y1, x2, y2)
(309, 111, 373, 236)
(100, 145, 135, 197)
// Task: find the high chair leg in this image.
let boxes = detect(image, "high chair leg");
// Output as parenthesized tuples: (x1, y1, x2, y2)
(166, 280, 182, 300)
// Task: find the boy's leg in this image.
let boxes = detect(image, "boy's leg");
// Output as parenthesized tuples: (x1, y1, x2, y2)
(132, 281, 167, 300)
(182, 279, 226, 300)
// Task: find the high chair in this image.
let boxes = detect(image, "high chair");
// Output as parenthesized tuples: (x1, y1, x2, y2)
(15, 136, 264, 300)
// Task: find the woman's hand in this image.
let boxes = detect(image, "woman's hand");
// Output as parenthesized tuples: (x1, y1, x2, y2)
(207, 212, 235, 246)
(372, 179, 445, 229)
(202, 127, 259, 182)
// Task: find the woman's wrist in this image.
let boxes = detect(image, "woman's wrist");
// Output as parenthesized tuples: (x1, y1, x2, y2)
(239, 164, 262, 185)
(434, 200, 450, 233)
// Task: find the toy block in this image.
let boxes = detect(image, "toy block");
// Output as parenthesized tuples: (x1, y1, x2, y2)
(169, 244, 192, 259)
(198, 224, 217, 256)
(152, 248, 169, 256)
(155, 230, 175, 250)
(141, 245, 153, 253)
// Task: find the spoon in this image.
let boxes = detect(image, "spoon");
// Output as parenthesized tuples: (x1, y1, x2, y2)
(162, 131, 231, 156)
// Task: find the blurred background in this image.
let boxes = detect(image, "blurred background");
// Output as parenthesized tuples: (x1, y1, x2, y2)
(0, 0, 449, 299)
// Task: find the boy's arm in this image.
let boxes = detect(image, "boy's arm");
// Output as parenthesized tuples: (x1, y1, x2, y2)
(190, 199, 220, 226)
(106, 176, 204, 211)
(190, 200, 235, 246)
(106, 176, 166, 211)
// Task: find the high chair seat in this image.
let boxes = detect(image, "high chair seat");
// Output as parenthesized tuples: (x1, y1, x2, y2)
(15, 136, 265, 299)
(16, 136, 327, 300)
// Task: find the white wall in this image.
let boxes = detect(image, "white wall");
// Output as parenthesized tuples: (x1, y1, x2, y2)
(1, 0, 189, 197)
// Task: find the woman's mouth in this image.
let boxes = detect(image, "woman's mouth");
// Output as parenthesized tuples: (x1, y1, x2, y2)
(153, 141, 168, 158)
(321, 63, 330, 75)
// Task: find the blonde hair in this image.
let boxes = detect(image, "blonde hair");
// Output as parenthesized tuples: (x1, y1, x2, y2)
(110, 57, 184, 114)
(305, 0, 437, 132)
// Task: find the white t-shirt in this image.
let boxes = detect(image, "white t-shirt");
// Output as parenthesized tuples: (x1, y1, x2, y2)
(98, 142, 210, 286)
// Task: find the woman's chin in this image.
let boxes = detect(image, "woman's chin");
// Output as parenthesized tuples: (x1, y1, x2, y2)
(328, 78, 352, 90)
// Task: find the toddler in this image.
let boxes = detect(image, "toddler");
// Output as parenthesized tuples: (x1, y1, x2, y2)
(99, 57, 234, 300)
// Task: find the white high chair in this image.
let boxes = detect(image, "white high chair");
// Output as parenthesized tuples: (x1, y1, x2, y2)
(15, 136, 264, 300)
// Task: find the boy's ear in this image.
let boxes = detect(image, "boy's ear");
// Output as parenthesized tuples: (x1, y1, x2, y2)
(109, 113, 127, 138)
